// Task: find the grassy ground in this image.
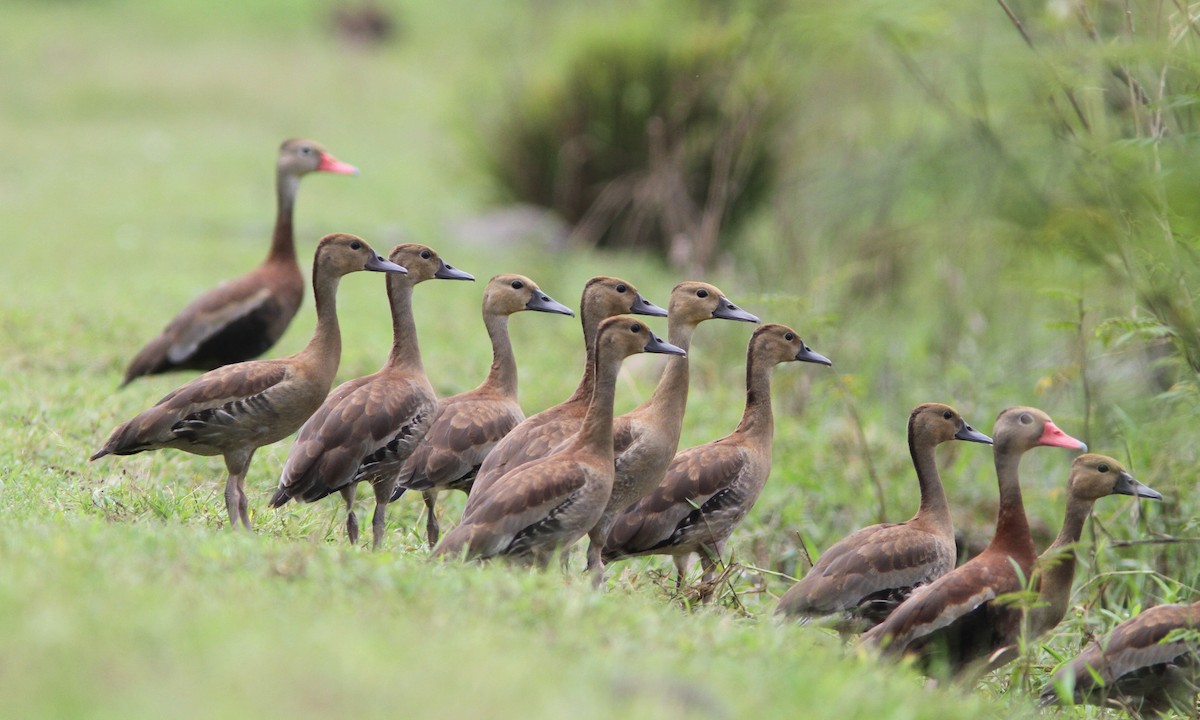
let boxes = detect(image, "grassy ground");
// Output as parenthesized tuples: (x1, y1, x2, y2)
(2, 1, 1195, 717)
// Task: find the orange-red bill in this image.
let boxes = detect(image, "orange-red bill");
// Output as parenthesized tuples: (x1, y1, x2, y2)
(1038, 421, 1087, 451)
(317, 153, 359, 175)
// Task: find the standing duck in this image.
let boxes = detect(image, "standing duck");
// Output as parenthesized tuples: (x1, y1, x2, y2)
(91, 233, 405, 529)
(122, 139, 358, 386)
(602, 324, 832, 591)
(269, 244, 473, 549)
(584, 281, 759, 576)
(775, 403, 993, 633)
(860, 406, 1088, 676)
(1040, 601, 1200, 715)
(971, 453, 1162, 676)
(460, 277, 666, 514)
(391, 274, 574, 547)
(431, 317, 686, 563)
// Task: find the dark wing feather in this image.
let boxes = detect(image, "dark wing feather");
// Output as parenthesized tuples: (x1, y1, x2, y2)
(397, 392, 523, 494)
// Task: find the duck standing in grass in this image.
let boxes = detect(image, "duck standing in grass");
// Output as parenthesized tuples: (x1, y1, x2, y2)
(269, 244, 473, 549)
(391, 274, 574, 546)
(91, 233, 405, 529)
(602, 324, 832, 592)
(122, 139, 358, 386)
(432, 317, 685, 564)
(776, 403, 992, 633)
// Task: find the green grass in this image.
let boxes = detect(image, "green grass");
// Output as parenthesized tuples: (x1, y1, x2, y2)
(2, 0, 1197, 717)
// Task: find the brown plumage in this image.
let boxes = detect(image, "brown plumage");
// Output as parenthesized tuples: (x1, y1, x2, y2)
(269, 244, 473, 548)
(971, 454, 1162, 676)
(122, 139, 358, 386)
(859, 406, 1088, 677)
(459, 276, 667, 517)
(602, 324, 833, 590)
(775, 403, 993, 632)
(1041, 601, 1200, 715)
(432, 317, 686, 564)
(390, 274, 574, 546)
(91, 233, 405, 529)
(583, 281, 759, 576)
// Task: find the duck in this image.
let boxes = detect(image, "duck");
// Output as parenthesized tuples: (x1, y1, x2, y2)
(390, 274, 575, 547)
(91, 233, 405, 529)
(583, 281, 759, 576)
(122, 139, 359, 386)
(431, 316, 686, 564)
(968, 453, 1162, 676)
(601, 324, 832, 592)
(459, 276, 667, 516)
(775, 403, 993, 633)
(859, 406, 1088, 677)
(268, 244, 474, 548)
(1040, 600, 1200, 715)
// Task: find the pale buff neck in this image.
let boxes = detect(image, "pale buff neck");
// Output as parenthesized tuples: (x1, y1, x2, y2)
(386, 277, 424, 372)
(268, 170, 301, 265)
(733, 347, 775, 443)
(299, 264, 343, 383)
(480, 310, 518, 398)
(572, 344, 622, 454)
(910, 425, 952, 528)
(564, 301, 602, 405)
(1028, 495, 1093, 636)
(986, 447, 1036, 562)
(630, 318, 697, 424)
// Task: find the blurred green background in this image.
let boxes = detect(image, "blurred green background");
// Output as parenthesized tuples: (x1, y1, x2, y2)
(2, 0, 1198, 717)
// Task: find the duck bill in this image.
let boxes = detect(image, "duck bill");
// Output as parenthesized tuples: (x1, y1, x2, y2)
(631, 293, 668, 318)
(1038, 421, 1088, 451)
(795, 344, 832, 366)
(643, 334, 686, 356)
(955, 422, 993, 444)
(433, 260, 475, 281)
(1113, 471, 1164, 500)
(365, 254, 407, 273)
(317, 153, 359, 175)
(711, 296, 760, 323)
(526, 293, 574, 316)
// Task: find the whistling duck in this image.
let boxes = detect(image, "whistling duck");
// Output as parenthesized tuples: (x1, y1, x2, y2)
(860, 406, 1088, 677)
(602, 324, 833, 592)
(775, 403, 992, 632)
(583, 281, 759, 576)
(121, 139, 358, 386)
(971, 453, 1162, 676)
(1041, 600, 1200, 715)
(432, 317, 686, 564)
(459, 277, 666, 515)
(91, 233, 405, 529)
(269, 244, 473, 549)
(391, 274, 574, 546)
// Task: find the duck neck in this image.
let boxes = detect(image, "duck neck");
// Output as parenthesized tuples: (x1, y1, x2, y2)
(268, 170, 301, 264)
(301, 264, 343, 374)
(734, 346, 775, 442)
(386, 278, 424, 371)
(565, 305, 600, 405)
(1029, 495, 1092, 636)
(574, 346, 620, 454)
(481, 311, 517, 397)
(633, 319, 696, 423)
(910, 426, 951, 527)
(987, 446, 1036, 560)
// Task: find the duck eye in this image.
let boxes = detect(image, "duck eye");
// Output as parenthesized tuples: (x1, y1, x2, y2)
(696, 289, 709, 298)
(615, 284, 627, 293)
(943, 411, 953, 420)
(1019, 413, 1033, 425)
(784, 332, 795, 341)
(420, 250, 432, 259)
(300, 146, 313, 155)
(1098, 463, 1110, 473)
(511, 280, 524, 290)
(630, 323, 642, 333)
(350, 241, 362, 250)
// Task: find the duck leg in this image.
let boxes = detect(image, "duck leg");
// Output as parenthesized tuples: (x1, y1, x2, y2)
(222, 448, 255, 531)
(340, 486, 359, 545)
(369, 479, 392, 550)
(585, 523, 608, 587)
(672, 554, 693, 595)
(421, 490, 439, 548)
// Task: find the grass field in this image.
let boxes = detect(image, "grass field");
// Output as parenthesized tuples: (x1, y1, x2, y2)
(2, 1, 1197, 717)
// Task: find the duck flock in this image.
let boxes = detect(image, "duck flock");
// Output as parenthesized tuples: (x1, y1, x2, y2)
(89, 139, 1197, 715)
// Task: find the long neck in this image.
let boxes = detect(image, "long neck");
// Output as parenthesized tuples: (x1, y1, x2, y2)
(734, 347, 775, 441)
(574, 346, 621, 453)
(268, 170, 301, 264)
(300, 264, 343, 372)
(987, 445, 1036, 561)
(480, 311, 517, 397)
(633, 319, 696, 421)
(386, 278, 423, 371)
(910, 426, 951, 526)
(1029, 496, 1092, 636)
(565, 304, 600, 404)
